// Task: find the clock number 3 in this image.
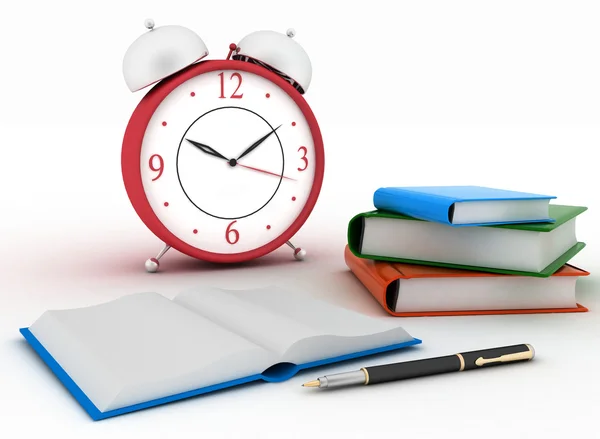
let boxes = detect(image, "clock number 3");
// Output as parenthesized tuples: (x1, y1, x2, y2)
(225, 220, 240, 245)
(149, 154, 164, 181)
(298, 146, 309, 171)
(218, 72, 243, 99)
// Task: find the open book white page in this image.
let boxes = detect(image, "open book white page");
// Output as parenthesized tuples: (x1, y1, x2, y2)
(28, 292, 275, 413)
(173, 286, 413, 365)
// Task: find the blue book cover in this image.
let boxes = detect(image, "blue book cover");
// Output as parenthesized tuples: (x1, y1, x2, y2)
(19, 287, 421, 421)
(373, 185, 556, 226)
(20, 328, 420, 421)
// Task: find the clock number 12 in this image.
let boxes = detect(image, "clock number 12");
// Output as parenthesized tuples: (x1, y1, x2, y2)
(218, 72, 243, 99)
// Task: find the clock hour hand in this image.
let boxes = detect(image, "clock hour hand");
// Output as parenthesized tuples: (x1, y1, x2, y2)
(186, 139, 229, 161)
(236, 125, 282, 161)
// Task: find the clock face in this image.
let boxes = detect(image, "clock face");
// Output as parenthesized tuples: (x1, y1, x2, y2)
(136, 65, 321, 257)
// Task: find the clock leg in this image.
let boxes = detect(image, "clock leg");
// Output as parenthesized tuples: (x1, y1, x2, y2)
(286, 241, 306, 261)
(145, 244, 171, 273)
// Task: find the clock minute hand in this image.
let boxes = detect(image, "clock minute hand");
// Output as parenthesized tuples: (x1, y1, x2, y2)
(236, 125, 282, 161)
(186, 139, 229, 161)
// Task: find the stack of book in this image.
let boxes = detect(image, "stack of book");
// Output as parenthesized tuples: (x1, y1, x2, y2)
(345, 185, 590, 317)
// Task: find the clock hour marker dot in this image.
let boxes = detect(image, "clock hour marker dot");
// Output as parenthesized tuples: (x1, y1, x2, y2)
(190, 91, 196, 97)
(266, 225, 271, 230)
(291, 121, 296, 126)
(162, 121, 167, 126)
(292, 196, 296, 201)
(164, 202, 169, 207)
(193, 229, 198, 234)
(265, 93, 271, 98)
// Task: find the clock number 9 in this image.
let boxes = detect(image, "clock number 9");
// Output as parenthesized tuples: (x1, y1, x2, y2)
(149, 154, 164, 181)
(225, 220, 240, 245)
(218, 72, 243, 99)
(298, 146, 308, 171)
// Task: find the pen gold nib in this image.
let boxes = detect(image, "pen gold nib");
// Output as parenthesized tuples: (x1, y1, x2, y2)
(302, 380, 320, 388)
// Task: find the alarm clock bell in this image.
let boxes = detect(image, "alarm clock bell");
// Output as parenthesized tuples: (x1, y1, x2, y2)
(122, 19, 209, 92)
(232, 29, 312, 94)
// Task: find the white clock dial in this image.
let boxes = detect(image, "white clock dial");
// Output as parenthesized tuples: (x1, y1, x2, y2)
(140, 69, 317, 254)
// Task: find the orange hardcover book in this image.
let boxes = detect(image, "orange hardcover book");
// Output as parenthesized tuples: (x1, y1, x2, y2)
(344, 245, 589, 317)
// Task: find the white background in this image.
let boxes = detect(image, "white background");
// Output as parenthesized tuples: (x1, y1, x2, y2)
(1, 0, 599, 437)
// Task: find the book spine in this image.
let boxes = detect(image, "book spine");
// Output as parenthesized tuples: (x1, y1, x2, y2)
(373, 188, 454, 225)
(344, 246, 398, 315)
(347, 213, 367, 255)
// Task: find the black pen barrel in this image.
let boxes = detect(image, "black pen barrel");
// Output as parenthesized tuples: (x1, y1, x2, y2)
(365, 355, 461, 384)
(364, 344, 534, 385)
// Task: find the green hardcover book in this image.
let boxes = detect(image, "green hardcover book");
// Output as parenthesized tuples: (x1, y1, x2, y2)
(347, 204, 587, 277)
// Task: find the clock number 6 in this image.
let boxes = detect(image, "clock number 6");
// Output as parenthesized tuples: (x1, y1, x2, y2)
(218, 72, 243, 99)
(149, 154, 164, 181)
(298, 146, 308, 171)
(225, 220, 240, 245)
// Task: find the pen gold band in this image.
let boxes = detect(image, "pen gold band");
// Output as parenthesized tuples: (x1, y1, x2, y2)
(456, 353, 465, 371)
(361, 367, 369, 385)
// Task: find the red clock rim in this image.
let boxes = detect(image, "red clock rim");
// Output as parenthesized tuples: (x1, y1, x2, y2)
(121, 59, 325, 263)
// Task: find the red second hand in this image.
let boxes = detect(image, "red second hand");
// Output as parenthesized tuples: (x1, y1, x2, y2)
(236, 163, 297, 181)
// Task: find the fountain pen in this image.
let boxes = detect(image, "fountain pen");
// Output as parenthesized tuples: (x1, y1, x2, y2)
(302, 343, 534, 389)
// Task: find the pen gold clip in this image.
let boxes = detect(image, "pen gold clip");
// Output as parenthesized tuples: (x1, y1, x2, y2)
(475, 346, 534, 367)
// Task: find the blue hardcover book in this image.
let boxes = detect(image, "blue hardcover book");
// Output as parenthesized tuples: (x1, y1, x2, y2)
(20, 286, 421, 420)
(373, 185, 556, 226)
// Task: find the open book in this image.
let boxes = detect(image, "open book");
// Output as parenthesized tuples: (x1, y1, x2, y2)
(21, 286, 420, 420)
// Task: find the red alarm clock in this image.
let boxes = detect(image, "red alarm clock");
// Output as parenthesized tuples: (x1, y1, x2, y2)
(121, 20, 324, 272)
